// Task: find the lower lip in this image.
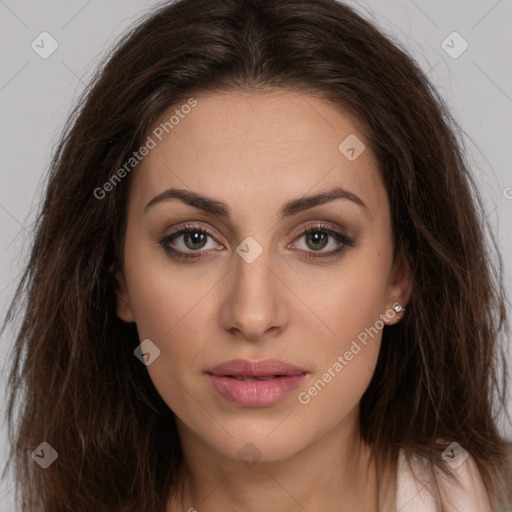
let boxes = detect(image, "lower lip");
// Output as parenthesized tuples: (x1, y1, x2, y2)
(208, 374, 306, 407)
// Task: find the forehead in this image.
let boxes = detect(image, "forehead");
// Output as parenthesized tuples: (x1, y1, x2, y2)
(130, 89, 386, 219)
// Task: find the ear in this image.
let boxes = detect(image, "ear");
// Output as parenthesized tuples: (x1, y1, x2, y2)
(110, 262, 136, 323)
(383, 251, 413, 326)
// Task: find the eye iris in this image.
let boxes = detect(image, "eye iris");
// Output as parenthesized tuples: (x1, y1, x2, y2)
(184, 230, 207, 250)
(306, 231, 328, 250)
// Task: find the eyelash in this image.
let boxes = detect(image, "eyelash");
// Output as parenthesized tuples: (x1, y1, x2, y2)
(159, 222, 355, 262)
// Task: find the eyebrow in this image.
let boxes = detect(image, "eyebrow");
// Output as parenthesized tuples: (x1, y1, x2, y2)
(144, 185, 369, 218)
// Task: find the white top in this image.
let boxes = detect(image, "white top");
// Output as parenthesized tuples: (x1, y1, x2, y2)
(396, 447, 492, 511)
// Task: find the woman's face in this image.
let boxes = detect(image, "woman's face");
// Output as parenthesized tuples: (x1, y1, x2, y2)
(114, 90, 411, 463)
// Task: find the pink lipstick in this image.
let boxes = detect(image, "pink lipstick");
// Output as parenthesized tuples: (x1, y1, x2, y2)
(207, 358, 307, 407)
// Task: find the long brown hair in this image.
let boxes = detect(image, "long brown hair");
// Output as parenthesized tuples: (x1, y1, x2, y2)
(2, 0, 511, 510)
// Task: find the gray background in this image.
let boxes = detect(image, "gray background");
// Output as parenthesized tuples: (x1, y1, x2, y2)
(1, 0, 511, 509)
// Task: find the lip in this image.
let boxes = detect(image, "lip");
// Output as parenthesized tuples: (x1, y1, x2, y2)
(207, 359, 308, 407)
(208, 358, 307, 377)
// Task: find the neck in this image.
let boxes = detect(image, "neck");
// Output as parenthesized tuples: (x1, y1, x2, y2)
(167, 408, 378, 512)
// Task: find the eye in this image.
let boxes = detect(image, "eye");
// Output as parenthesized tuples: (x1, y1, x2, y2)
(290, 223, 355, 260)
(159, 224, 223, 261)
(159, 222, 355, 262)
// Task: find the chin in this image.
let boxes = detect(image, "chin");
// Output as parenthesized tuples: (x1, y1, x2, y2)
(211, 427, 311, 465)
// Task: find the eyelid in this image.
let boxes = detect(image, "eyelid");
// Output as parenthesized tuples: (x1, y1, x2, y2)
(161, 220, 353, 260)
(170, 222, 220, 240)
(167, 221, 348, 245)
(289, 221, 349, 242)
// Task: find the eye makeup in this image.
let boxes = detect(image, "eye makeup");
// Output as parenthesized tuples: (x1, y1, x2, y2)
(158, 221, 356, 262)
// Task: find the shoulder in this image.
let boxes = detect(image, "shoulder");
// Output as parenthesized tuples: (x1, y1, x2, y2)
(396, 446, 492, 512)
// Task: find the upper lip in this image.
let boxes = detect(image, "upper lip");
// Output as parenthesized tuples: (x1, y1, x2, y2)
(207, 358, 307, 377)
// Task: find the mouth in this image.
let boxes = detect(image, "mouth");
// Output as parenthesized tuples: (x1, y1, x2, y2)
(223, 375, 292, 381)
(206, 359, 308, 407)
(207, 358, 307, 377)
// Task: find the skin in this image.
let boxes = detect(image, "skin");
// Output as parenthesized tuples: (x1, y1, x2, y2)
(113, 89, 412, 512)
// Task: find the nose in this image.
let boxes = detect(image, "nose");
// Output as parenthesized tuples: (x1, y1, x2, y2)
(220, 245, 289, 342)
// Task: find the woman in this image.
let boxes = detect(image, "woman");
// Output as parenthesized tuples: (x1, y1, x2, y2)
(2, 0, 511, 510)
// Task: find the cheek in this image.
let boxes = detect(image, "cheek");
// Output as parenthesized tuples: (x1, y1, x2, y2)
(294, 245, 391, 399)
(122, 239, 216, 382)
(124, 232, 206, 334)
(296, 274, 388, 418)
(128, 269, 211, 360)
(125, 261, 213, 415)
(296, 250, 391, 348)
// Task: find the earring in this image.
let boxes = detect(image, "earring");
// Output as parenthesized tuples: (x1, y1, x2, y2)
(393, 303, 406, 315)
